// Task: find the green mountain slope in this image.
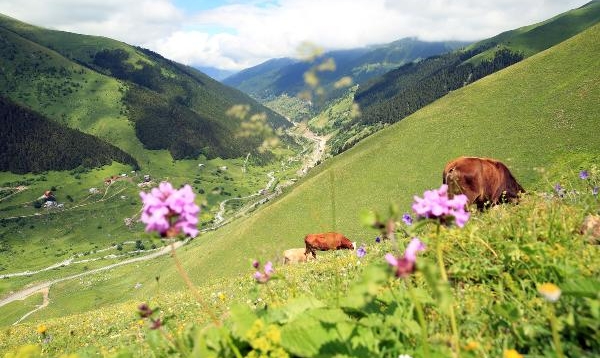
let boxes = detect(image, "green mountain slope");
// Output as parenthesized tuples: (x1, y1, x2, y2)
(10, 20, 598, 325)
(0, 96, 138, 173)
(353, 1, 600, 130)
(0, 13, 289, 166)
(174, 21, 600, 283)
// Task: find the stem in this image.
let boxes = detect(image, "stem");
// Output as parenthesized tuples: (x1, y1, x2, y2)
(435, 221, 460, 357)
(549, 305, 564, 358)
(406, 279, 429, 357)
(169, 241, 220, 326)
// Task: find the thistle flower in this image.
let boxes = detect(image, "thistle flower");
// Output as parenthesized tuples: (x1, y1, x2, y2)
(580, 170, 589, 180)
(253, 261, 274, 283)
(385, 238, 426, 278)
(538, 283, 561, 302)
(138, 303, 153, 318)
(402, 213, 413, 226)
(140, 182, 199, 238)
(412, 184, 470, 227)
(357, 245, 366, 258)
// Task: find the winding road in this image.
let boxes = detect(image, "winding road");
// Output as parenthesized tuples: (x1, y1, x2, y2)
(0, 124, 328, 324)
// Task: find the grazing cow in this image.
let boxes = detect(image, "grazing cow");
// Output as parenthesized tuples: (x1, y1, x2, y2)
(283, 248, 315, 265)
(304, 232, 355, 259)
(443, 156, 525, 210)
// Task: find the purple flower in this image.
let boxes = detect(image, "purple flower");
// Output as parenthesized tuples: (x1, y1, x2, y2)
(253, 261, 274, 283)
(138, 303, 153, 318)
(412, 184, 470, 227)
(402, 213, 413, 226)
(357, 245, 366, 258)
(385, 238, 426, 278)
(554, 183, 564, 197)
(252, 260, 260, 269)
(375, 236, 381, 243)
(140, 182, 200, 238)
(593, 186, 599, 196)
(580, 170, 589, 180)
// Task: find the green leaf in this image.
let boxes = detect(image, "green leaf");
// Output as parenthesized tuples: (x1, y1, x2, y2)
(227, 304, 258, 341)
(268, 295, 325, 324)
(340, 265, 387, 309)
(561, 278, 600, 299)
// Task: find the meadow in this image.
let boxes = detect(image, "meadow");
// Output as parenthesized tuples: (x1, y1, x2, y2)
(0, 14, 599, 358)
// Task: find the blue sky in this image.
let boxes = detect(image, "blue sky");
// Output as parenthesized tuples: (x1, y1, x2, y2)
(0, 0, 590, 71)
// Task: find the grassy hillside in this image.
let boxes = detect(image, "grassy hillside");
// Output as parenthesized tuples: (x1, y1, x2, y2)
(0, 96, 137, 173)
(0, 13, 289, 165)
(4, 20, 597, 326)
(352, 1, 600, 135)
(0, 16, 599, 358)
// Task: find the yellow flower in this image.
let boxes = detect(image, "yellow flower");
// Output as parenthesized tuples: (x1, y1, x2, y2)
(137, 320, 145, 327)
(464, 341, 480, 351)
(218, 292, 226, 302)
(504, 349, 523, 358)
(538, 283, 562, 302)
(36, 324, 47, 335)
(266, 324, 281, 344)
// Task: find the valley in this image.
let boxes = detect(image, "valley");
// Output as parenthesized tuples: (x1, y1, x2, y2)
(0, 2, 599, 357)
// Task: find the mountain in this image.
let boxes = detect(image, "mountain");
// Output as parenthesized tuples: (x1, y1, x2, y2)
(223, 39, 470, 104)
(195, 66, 238, 81)
(0, 96, 138, 174)
(0, 13, 290, 169)
(176, 21, 600, 284)
(352, 1, 600, 130)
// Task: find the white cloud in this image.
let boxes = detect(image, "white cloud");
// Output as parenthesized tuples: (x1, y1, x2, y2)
(0, 0, 590, 71)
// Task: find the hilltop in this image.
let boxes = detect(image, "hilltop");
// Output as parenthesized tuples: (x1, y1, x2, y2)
(0, 13, 290, 168)
(223, 38, 469, 109)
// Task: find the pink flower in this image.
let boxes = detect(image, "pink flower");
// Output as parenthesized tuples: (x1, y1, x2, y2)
(140, 182, 200, 238)
(412, 184, 470, 227)
(386, 238, 426, 278)
(253, 261, 274, 283)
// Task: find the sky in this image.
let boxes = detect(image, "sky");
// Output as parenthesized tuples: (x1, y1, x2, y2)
(0, 0, 590, 71)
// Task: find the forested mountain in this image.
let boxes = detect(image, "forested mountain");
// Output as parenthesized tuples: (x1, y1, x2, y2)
(0, 13, 290, 170)
(0, 96, 137, 174)
(195, 66, 237, 81)
(352, 0, 600, 130)
(223, 38, 470, 104)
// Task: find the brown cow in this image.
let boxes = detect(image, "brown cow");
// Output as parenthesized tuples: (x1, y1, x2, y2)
(304, 232, 355, 259)
(283, 248, 316, 264)
(443, 156, 525, 210)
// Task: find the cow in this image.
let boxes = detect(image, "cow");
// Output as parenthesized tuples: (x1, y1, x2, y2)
(443, 156, 525, 210)
(283, 248, 316, 265)
(304, 232, 355, 259)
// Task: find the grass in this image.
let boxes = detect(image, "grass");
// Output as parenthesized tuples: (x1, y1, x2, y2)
(1, 179, 598, 356)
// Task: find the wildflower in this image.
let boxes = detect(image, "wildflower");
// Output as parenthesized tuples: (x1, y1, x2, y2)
(357, 245, 366, 258)
(254, 261, 274, 283)
(402, 213, 413, 226)
(150, 318, 163, 330)
(37, 324, 47, 335)
(554, 183, 564, 197)
(385, 238, 426, 278)
(464, 341, 480, 351)
(412, 184, 470, 227)
(252, 260, 260, 269)
(138, 303, 153, 318)
(580, 170, 589, 180)
(593, 186, 598, 196)
(218, 292, 226, 302)
(375, 236, 381, 243)
(140, 182, 200, 238)
(538, 282, 561, 302)
(398, 355, 413, 358)
(503, 349, 523, 358)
